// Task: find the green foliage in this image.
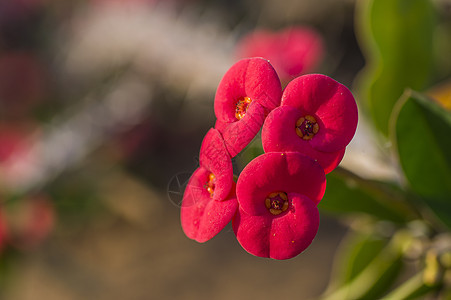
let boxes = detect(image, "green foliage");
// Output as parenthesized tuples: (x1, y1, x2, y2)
(325, 229, 388, 292)
(383, 272, 441, 300)
(356, 0, 436, 136)
(330, 0, 451, 297)
(46, 172, 105, 227)
(320, 168, 413, 223)
(322, 230, 411, 300)
(391, 90, 451, 228)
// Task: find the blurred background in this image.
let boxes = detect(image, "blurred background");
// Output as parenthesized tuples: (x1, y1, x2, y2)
(0, 0, 450, 299)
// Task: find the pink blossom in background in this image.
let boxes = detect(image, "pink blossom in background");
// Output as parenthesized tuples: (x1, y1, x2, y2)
(214, 58, 282, 157)
(0, 124, 34, 164)
(233, 152, 326, 260)
(0, 125, 54, 251)
(181, 128, 237, 243)
(236, 27, 324, 83)
(262, 74, 358, 173)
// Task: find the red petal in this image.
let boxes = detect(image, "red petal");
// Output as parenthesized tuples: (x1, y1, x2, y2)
(269, 193, 319, 259)
(199, 128, 233, 201)
(181, 168, 238, 243)
(232, 207, 271, 258)
(262, 106, 345, 173)
(214, 58, 282, 123)
(281, 74, 358, 152)
(233, 193, 319, 260)
(236, 152, 326, 216)
(215, 101, 266, 157)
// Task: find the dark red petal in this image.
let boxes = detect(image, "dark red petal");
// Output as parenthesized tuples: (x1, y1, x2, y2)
(181, 168, 238, 243)
(236, 152, 326, 216)
(215, 101, 266, 157)
(214, 58, 282, 123)
(233, 193, 319, 259)
(199, 128, 233, 201)
(281, 74, 358, 152)
(262, 106, 345, 173)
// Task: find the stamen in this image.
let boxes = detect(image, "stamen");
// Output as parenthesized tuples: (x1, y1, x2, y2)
(295, 115, 319, 140)
(265, 191, 289, 215)
(205, 173, 216, 198)
(235, 97, 252, 120)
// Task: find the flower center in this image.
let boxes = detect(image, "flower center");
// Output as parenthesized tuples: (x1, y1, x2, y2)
(205, 173, 216, 198)
(235, 97, 252, 120)
(295, 115, 319, 140)
(265, 191, 289, 215)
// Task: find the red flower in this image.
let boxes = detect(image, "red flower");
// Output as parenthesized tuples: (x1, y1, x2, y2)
(236, 27, 324, 83)
(233, 152, 326, 260)
(181, 128, 237, 243)
(214, 58, 282, 157)
(262, 74, 358, 173)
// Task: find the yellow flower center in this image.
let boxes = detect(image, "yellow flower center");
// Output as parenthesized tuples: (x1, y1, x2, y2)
(235, 97, 252, 120)
(205, 173, 216, 198)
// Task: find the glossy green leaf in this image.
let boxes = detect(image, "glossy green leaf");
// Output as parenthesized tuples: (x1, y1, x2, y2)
(356, 0, 436, 135)
(392, 90, 451, 228)
(320, 168, 414, 223)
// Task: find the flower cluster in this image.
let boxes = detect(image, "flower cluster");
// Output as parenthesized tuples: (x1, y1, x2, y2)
(181, 57, 357, 260)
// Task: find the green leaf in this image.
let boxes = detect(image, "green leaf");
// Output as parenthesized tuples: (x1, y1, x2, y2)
(355, 0, 436, 135)
(324, 229, 388, 294)
(321, 230, 412, 300)
(339, 232, 388, 284)
(383, 272, 440, 300)
(441, 287, 451, 300)
(46, 172, 105, 227)
(392, 90, 451, 228)
(320, 167, 414, 223)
